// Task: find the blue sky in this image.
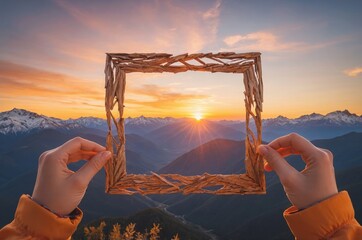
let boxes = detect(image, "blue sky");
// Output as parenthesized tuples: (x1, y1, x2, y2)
(0, 0, 361, 119)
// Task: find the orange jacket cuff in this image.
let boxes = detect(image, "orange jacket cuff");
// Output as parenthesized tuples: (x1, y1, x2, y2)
(13, 194, 83, 239)
(284, 191, 354, 240)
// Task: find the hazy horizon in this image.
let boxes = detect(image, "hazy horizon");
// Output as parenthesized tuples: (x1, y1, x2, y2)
(1, 107, 360, 122)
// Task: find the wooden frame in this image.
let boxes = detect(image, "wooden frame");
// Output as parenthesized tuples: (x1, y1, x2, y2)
(104, 52, 265, 195)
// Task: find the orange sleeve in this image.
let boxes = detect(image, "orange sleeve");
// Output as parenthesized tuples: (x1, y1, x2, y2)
(284, 191, 362, 240)
(0, 194, 82, 240)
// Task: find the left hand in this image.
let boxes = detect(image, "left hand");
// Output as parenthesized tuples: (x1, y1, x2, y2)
(32, 137, 111, 216)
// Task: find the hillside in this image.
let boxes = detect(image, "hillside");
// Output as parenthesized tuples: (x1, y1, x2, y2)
(163, 132, 362, 239)
(146, 119, 245, 155)
(126, 133, 177, 169)
(158, 139, 245, 175)
(72, 208, 212, 240)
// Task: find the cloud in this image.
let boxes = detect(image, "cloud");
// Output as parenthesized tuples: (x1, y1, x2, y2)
(222, 31, 337, 52)
(54, 1, 221, 53)
(202, 0, 221, 37)
(1, 0, 223, 81)
(344, 67, 362, 77)
(0, 60, 104, 101)
(203, 0, 221, 20)
(224, 35, 244, 46)
(127, 84, 209, 109)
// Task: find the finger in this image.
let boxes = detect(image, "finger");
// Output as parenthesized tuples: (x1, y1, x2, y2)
(318, 148, 334, 161)
(258, 145, 299, 182)
(59, 137, 105, 156)
(268, 133, 318, 163)
(276, 147, 297, 157)
(264, 162, 273, 172)
(68, 150, 98, 163)
(72, 151, 111, 187)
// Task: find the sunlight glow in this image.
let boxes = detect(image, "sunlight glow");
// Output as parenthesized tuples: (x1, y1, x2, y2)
(194, 112, 203, 121)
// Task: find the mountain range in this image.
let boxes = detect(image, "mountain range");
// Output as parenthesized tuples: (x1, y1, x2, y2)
(0, 108, 361, 239)
(1, 108, 362, 140)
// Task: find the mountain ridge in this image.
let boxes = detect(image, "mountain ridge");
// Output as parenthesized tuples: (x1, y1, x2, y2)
(1, 108, 361, 135)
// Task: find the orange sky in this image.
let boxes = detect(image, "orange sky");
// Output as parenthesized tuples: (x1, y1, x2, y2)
(0, 1, 361, 120)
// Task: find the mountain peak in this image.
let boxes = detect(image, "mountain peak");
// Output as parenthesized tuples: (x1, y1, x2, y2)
(275, 115, 289, 120)
(0, 108, 63, 135)
(5, 108, 40, 117)
(324, 110, 360, 124)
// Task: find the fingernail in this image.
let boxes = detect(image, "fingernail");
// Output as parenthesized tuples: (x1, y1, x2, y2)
(101, 151, 112, 158)
(258, 145, 268, 156)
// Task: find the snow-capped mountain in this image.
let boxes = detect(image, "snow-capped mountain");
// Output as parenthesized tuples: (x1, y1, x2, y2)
(0, 108, 102, 135)
(0, 109, 177, 135)
(0, 108, 65, 134)
(264, 110, 362, 126)
(1, 108, 361, 139)
(124, 115, 177, 135)
(65, 117, 108, 131)
(260, 110, 362, 140)
(125, 115, 176, 126)
(216, 110, 362, 141)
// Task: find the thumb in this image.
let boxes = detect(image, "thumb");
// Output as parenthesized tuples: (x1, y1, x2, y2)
(258, 145, 298, 183)
(74, 151, 112, 187)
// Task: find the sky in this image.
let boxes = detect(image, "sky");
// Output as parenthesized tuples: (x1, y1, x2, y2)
(0, 0, 361, 120)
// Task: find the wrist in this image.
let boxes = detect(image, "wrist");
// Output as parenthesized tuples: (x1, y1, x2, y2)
(30, 195, 79, 219)
(296, 191, 339, 210)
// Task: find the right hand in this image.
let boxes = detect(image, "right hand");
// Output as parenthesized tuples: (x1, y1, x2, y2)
(257, 133, 338, 209)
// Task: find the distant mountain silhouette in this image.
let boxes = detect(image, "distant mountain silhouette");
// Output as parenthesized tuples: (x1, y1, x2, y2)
(126, 133, 177, 168)
(219, 110, 362, 141)
(1, 108, 361, 143)
(158, 139, 245, 175)
(146, 119, 245, 155)
(124, 116, 178, 135)
(162, 132, 362, 239)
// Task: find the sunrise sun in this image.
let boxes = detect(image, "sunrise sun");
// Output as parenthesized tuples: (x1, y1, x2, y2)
(194, 113, 203, 121)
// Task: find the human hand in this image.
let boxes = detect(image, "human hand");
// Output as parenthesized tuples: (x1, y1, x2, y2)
(258, 133, 338, 209)
(32, 137, 111, 216)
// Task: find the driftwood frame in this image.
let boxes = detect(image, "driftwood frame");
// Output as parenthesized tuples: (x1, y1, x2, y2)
(104, 52, 265, 195)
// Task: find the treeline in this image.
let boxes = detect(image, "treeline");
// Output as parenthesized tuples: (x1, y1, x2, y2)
(83, 221, 180, 240)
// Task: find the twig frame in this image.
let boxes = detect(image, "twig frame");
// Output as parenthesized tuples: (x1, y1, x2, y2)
(104, 52, 265, 195)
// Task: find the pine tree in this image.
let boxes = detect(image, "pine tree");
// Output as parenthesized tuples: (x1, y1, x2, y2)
(84, 221, 106, 240)
(150, 223, 161, 240)
(123, 223, 136, 240)
(109, 223, 121, 240)
(171, 233, 180, 240)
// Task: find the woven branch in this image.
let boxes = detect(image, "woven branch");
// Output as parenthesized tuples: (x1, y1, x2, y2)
(104, 52, 265, 195)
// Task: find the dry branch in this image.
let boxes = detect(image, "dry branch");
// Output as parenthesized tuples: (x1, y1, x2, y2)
(104, 52, 265, 195)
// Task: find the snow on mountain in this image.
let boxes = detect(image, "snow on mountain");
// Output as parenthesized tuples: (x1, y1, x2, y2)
(264, 110, 362, 126)
(263, 115, 290, 126)
(324, 110, 361, 124)
(125, 115, 176, 126)
(0, 108, 65, 134)
(0, 109, 177, 135)
(65, 117, 108, 131)
(124, 115, 178, 134)
(1, 108, 361, 136)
